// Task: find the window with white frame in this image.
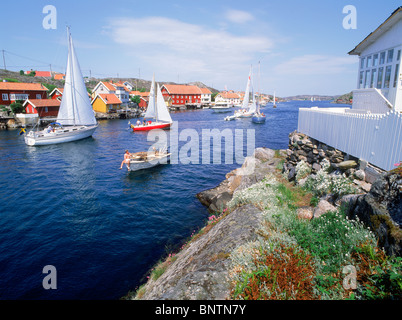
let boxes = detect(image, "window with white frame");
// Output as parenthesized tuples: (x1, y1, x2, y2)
(2, 93, 8, 101)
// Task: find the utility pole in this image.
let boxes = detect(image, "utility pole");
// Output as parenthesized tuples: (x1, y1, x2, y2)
(2, 50, 6, 70)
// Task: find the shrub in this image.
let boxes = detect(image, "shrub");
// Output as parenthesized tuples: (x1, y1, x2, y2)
(231, 244, 317, 300)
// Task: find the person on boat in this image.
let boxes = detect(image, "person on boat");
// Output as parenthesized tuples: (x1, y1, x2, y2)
(119, 150, 132, 170)
(47, 125, 53, 133)
(136, 120, 141, 126)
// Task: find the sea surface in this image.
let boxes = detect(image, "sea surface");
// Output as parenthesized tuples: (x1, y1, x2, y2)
(0, 100, 349, 299)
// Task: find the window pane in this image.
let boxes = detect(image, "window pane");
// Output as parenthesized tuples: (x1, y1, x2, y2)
(377, 67, 384, 88)
(394, 64, 400, 88)
(366, 56, 372, 68)
(397, 50, 401, 61)
(380, 52, 386, 65)
(360, 57, 365, 69)
(384, 65, 392, 88)
(387, 49, 394, 63)
(370, 69, 377, 88)
(373, 54, 378, 66)
(359, 71, 364, 88)
(365, 70, 371, 88)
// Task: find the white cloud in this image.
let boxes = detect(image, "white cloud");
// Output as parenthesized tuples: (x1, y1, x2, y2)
(103, 16, 273, 87)
(274, 54, 357, 75)
(224, 9, 254, 24)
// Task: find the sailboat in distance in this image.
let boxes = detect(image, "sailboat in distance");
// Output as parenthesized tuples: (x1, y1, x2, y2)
(131, 74, 172, 131)
(25, 27, 98, 146)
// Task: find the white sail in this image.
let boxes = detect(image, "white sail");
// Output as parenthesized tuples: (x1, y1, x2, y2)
(156, 84, 172, 123)
(144, 74, 156, 119)
(57, 28, 96, 126)
(242, 66, 252, 109)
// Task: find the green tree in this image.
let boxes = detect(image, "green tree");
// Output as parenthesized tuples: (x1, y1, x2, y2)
(130, 95, 141, 104)
(10, 101, 25, 114)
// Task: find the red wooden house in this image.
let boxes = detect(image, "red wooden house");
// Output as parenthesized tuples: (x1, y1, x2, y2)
(49, 88, 64, 101)
(160, 84, 202, 107)
(23, 99, 61, 118)
(0, 82, 48, 106)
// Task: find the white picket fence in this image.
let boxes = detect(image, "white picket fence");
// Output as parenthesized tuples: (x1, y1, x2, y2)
(298, 108, 402, 171)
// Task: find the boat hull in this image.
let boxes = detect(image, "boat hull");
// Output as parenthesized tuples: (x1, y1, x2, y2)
(131, 122, 172, 131)
(24, 125, 98, 146)
(126, 153, 170, 172)
(252, 116, 266, 123)
(211, 107, 231, 113)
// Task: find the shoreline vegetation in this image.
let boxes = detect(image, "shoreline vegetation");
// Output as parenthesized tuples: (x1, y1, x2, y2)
(124, 135, 401, 301)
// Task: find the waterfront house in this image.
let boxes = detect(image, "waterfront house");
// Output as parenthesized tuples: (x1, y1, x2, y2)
(23, 98, 60, 118)
(92, 81, 130, 106)
(91, 93, 122, 113)
(349, 6, 401, 112)
(0, 82, 48, 106)
(297, 7, 402, 171)
(200, 87, 212, 105)
(215, 91, 241, 106)
(161, 84, 202, 108)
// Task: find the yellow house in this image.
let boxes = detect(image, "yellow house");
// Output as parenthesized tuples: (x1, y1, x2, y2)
(91, 93, 122, 113)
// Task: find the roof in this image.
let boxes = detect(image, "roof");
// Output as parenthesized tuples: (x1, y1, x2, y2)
(130, 90, 149, 97)
(23, 99, 61, 107)
(49, 88, 64, 96)
(0, 82, 48, 91)
(217, 91, 240, 99)
(26, 71, 52, 77)
(93, 93, 122, 105)
(349, 7, 402, 55)
(54, 73, 65, 80)
(162, 84, 202, 95)
(199, 87, 212, 94)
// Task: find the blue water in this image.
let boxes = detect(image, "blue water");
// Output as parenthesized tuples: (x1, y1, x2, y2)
(0, 100, 348, 299)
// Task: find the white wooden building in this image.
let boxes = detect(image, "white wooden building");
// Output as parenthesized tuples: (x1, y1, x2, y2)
(349, 6, 402, 112)
(297, 7, 402, 171)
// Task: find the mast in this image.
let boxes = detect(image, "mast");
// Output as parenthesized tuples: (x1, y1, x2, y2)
(67, 26, 76, 125)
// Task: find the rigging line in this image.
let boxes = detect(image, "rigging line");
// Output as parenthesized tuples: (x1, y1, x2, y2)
(4, 50, 65, 71)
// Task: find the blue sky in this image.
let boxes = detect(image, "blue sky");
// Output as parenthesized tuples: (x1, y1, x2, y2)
(1, 0, 401, 96)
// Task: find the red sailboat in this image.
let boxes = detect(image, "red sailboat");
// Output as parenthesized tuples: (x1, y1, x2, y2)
(131, 74, 172, 132)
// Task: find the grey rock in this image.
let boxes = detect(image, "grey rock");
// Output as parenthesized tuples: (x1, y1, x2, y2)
(139, 204, 263, 300)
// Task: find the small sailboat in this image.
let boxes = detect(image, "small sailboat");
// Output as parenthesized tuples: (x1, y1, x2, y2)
(24, 27, 97, 146)
(252, 62, 266, 124)
(272, 91, 277, 108)
(252, 95, 266, 123)
(227, 66, 256, 120)
(131, 74, 172, 131)
(125, 147, 170, 172)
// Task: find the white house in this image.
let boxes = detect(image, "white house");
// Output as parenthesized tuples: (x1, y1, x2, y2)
(92, 81, 130, 106)
(349, 6, 402, 112)
(215, 91, 241, 106)
(199, 87, 212, 105)
(296, 7, 402, 171)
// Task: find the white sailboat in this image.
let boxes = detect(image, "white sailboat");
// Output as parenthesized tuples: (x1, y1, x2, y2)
(25, 27, 97, 146)
(131, 74, 172, 131)
(225, 66, 255, 120)
(252, 61, 266, 124)
(272, 91, 277, 108)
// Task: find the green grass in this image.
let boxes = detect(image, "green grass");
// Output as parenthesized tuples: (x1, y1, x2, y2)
(229, 173, 401, 300)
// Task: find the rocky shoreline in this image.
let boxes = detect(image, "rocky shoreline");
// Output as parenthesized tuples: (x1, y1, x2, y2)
(128, 133, 401, 300)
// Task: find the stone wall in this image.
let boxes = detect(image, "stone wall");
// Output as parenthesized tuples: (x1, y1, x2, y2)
(283, 130, 385, 192)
